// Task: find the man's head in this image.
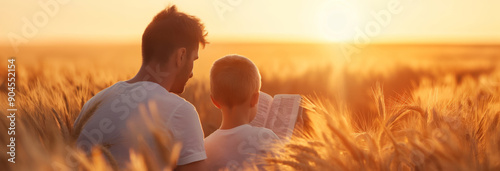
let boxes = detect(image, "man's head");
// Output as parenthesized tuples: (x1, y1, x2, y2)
(142, 5, 208, 94)
(210, 55, 261, 111)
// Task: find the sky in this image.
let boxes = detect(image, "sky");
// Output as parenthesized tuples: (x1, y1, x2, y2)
(1, 0, 500, 45)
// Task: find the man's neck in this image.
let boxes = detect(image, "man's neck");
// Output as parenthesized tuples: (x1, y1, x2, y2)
(126, 64, 175, 92)
(219, 105, 253, 130)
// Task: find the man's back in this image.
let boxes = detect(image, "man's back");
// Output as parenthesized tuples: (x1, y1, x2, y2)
(74, 81, 206, 169)
(204, 124, 280, 171)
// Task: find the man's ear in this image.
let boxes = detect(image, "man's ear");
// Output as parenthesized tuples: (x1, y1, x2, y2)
(250, 91, 260, 107)
(210, 95, 221, 109)
(175, 48, 187, 68)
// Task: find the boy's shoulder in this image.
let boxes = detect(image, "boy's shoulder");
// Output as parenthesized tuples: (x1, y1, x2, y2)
(247, 126, 280, 140)
(247, 125, 275, 134)
(206, 125, 279, 143)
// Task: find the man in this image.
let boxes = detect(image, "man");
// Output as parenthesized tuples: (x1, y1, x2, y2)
(73, 5, 208, 170)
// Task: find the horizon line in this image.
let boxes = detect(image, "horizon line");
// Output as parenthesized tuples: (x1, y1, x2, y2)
(1, 41, 500, 47)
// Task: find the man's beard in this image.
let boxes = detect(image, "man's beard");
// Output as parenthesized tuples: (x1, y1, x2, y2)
(171, 71, 189, 94)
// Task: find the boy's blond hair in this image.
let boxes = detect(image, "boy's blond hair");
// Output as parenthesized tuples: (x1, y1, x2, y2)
(210, 55, 261, 108)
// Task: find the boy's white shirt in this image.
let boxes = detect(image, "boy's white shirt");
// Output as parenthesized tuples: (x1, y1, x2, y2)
(74, 81, 206, 168)
(204, 124, 280, 171)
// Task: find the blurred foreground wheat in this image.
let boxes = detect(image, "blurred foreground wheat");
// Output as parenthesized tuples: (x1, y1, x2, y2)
(265, 75, 500, 170)
(0, 44, 499, 171)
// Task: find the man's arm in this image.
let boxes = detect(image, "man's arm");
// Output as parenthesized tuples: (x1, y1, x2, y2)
(175, 159, 207, 171)
(168, 102, 207, 169)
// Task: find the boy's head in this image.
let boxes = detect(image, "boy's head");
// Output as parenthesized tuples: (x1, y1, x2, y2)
(210, 55, 261, 109)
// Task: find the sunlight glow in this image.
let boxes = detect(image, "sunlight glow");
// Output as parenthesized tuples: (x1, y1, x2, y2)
(1, 0, 499, 44)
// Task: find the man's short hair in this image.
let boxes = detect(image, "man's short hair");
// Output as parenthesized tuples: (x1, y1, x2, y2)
(142, 5, 208, 64)
(210, 55, 261, 108)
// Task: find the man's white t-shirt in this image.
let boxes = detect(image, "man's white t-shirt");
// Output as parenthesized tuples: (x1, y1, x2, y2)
(74, 81, 206, 168)
(204, 124, 280, 171)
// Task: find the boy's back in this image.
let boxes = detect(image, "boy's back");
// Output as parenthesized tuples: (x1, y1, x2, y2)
(204, 124, 279, 171)
(207, 55, 279, 170)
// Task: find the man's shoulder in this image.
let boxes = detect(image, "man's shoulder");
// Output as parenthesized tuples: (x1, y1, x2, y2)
(125, 81, 191, 107)
(80, 81, 193, 118)
(149, 89, 188, 105)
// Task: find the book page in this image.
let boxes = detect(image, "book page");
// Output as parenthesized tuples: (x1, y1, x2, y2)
(249, 92, 273, 127)
(268, 94, 302, 139)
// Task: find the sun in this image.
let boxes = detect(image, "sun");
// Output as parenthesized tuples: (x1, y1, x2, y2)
(315, 0, 361, 42)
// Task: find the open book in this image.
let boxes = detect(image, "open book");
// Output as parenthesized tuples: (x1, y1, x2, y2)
(250, 92, 303, 140)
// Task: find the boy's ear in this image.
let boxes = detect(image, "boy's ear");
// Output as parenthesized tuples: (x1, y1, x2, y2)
(175, 48, 187, 68)
(250, 91, 260, 107)
(210, 95, 221, 109)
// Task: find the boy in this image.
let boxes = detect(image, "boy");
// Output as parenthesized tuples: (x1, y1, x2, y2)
(204, 55, 280, 170)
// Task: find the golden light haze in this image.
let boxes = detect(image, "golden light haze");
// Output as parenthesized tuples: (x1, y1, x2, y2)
(2, 1, 500, 170)
(1, 0, 500, 45)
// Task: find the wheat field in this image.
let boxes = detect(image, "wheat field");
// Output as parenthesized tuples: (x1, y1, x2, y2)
(0, 43, 499, 170)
